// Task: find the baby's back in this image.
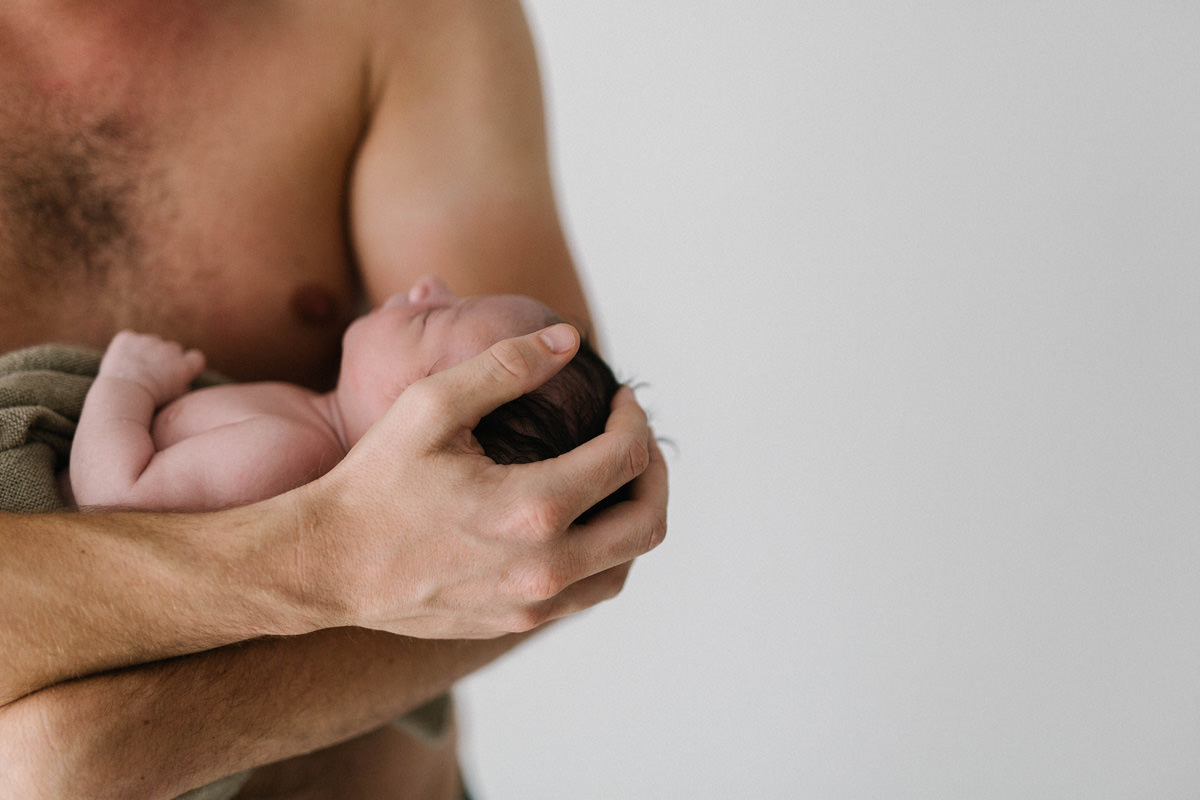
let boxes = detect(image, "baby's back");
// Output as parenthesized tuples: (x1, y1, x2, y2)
(139, 382, 348, 510)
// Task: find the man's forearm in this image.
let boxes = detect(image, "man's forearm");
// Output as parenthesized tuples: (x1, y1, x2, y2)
(0, 500, 311, 707)
(1, 628, 527, 799)
(1, 327, 663, 716)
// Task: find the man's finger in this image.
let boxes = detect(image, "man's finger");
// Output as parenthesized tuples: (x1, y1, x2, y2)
(516, 386, 654, 524)
(540, 561, 634, 623)
(563, 433, 670, 570)
(517, 437, 667, 624)
(405, 323, 580, 440)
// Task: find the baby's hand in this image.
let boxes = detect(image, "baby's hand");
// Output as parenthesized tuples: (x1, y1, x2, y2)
(98, 331, 207, 408)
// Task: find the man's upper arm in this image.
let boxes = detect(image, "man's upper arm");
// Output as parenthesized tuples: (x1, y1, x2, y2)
(348, 0, 592, 330)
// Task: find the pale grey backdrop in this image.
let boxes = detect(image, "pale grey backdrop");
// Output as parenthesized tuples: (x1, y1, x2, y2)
(458, 3, 1200, 797)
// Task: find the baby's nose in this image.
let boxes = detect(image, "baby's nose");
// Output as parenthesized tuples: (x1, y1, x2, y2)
(408, 275, 453, 303)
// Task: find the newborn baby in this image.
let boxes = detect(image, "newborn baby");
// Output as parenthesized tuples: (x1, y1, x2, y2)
(70, 276, 623, 515)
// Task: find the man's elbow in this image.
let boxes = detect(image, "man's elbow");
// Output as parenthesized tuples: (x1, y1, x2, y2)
(0, 688, 150, 800)
(0, 694, 71, 799)
(0, 680, 200, 800)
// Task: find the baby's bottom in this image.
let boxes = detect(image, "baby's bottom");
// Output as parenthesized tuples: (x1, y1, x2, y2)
(234, 713, 464, 800)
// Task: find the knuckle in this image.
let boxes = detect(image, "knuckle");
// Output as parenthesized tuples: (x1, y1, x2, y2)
(527, 563, 568, 603)
(503, 601, 550, 633)
(403, 380, 450, 421)
(646, 509, 668, 551)
(624, 435, 651, 482)
(485, 337, 534, 382)
(504, 560, 569, 614)
(506, 612, 538, 634)
(511, 493, 565, 543)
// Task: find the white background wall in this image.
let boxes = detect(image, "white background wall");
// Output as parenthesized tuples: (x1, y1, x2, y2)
(459, 3, 1200, 797)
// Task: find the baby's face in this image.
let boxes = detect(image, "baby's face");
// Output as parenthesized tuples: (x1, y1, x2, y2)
(340, 275, 557, 409)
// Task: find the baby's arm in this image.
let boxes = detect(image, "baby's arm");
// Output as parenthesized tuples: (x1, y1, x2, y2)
(71, 332, 207, 508)
(73, 332, 346, 511)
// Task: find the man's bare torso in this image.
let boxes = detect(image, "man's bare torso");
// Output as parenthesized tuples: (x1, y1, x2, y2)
(1, 2, 564, 795)
(2, 0, 584, 388)
(1, 2, 369, 388)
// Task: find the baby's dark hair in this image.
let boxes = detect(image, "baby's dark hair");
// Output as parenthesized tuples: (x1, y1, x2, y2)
(473, 337, 631, 523)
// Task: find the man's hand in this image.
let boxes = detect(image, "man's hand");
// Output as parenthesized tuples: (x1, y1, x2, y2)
(291, 323, 668, 638)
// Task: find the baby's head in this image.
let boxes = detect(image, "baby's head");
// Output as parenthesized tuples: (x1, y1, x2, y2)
(473, 329, 628, 522)
(339, 276, 629, 520)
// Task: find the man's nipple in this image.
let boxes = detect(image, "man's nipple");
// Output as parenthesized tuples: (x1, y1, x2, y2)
(290, 284, 342, 327)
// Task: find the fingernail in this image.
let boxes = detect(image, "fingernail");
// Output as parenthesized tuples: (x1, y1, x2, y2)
(539, 324, 575, 354)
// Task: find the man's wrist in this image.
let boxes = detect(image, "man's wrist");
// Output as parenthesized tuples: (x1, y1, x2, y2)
(233, 484, 349, 636)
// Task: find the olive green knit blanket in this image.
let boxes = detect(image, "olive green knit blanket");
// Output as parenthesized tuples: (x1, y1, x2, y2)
(0, 344, 103, 512)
